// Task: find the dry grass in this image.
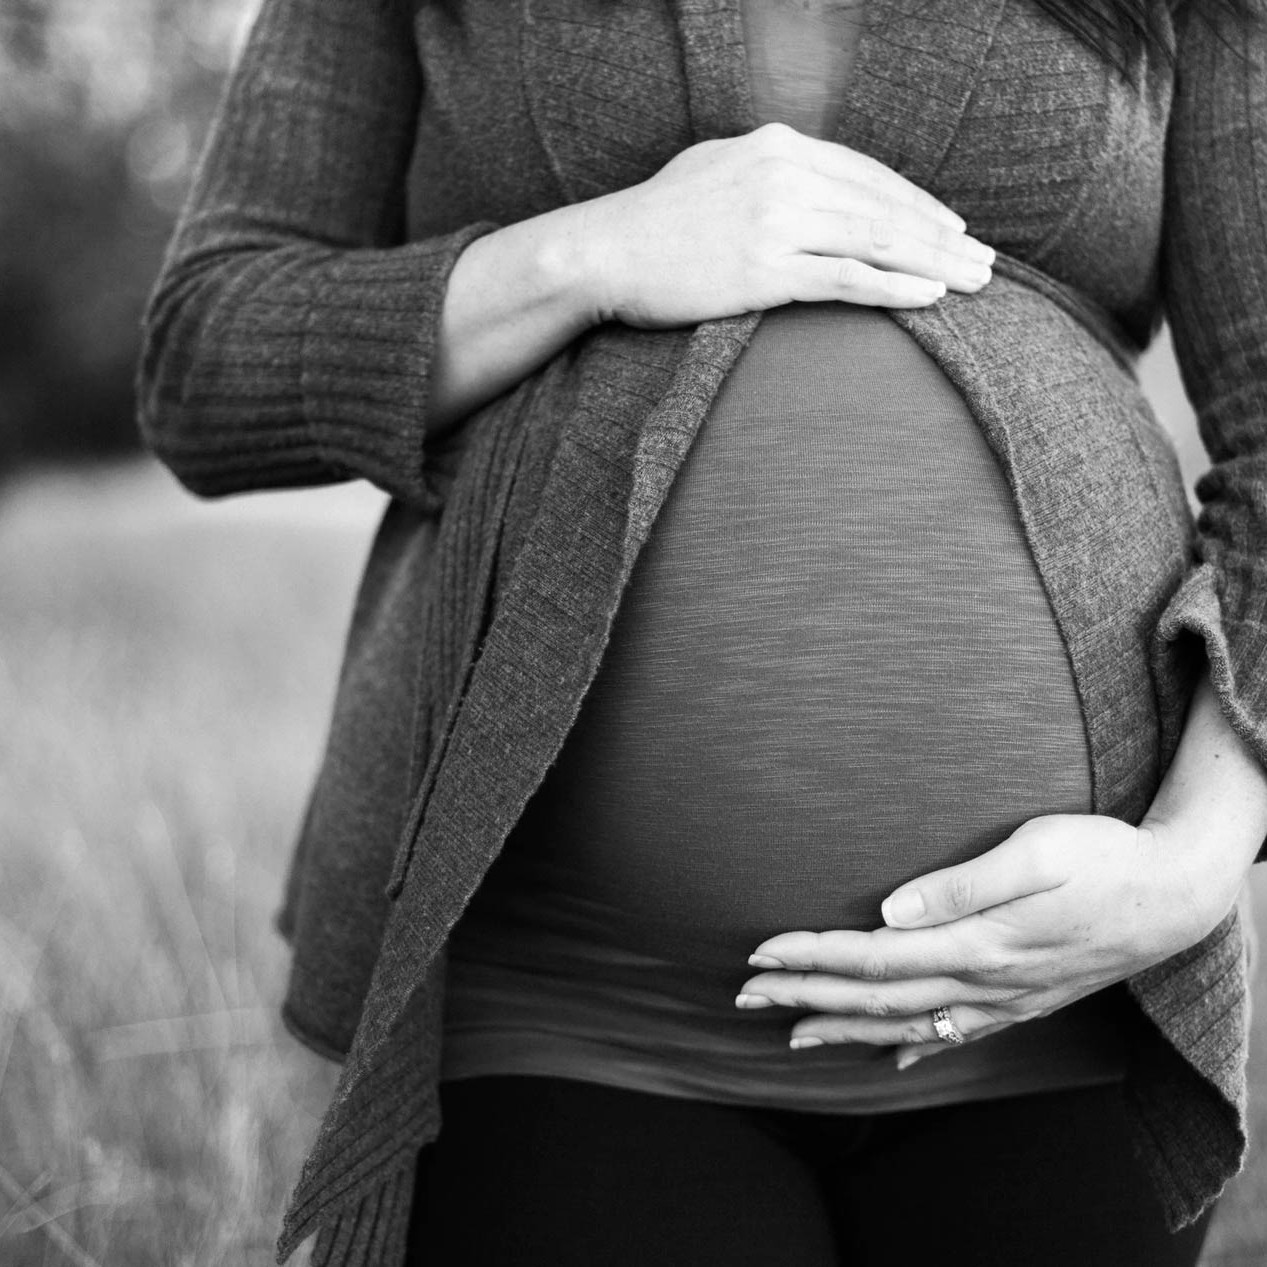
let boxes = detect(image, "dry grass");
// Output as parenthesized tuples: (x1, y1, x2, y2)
(0, 462, 370, 1265)
(0, 457, 1262, 1265)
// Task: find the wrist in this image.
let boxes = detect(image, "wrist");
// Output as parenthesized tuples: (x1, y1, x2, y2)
(425, 208, 607, 434)
(1136, 814, 1251, 951)
(1133, 672, 1267, 942)
(535, 198, 616, 330)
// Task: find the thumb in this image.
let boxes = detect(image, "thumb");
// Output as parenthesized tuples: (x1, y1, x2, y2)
(881, 826, 1066, 929)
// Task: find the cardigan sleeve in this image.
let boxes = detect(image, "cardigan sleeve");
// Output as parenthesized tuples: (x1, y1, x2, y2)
(1154, 5, 1267, 795)
(136, 0, 499, 511)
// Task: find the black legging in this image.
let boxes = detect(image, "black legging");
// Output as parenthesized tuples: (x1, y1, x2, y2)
(409, 1075, 1214, 1267)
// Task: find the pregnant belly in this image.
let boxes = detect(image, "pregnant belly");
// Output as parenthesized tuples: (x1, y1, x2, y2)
(454, 302, 1093, 975)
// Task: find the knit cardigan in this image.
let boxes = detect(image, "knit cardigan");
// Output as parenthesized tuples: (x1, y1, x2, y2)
(138, 0, 1267, 1262)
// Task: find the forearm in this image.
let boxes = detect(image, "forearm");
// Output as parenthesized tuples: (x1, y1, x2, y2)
(1140, 669, 1267, 931)
(426, 203, 603, 437)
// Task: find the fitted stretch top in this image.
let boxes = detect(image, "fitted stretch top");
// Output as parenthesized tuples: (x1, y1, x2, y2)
(440, 0, 1135, 1111)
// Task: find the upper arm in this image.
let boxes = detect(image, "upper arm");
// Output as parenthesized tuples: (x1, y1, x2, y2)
(137, 0, 496, 509)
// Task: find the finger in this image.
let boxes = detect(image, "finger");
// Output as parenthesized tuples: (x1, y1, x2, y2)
(750, 924, 974, 979)
(796, 208, 992, 293)
(788, 1003, 1000, 1049)
(735, 971, 1005, 1016)
(795, 172, 995, 266)
(881, 833, 1068, 930)
(783, 127, 967, 231)
(895, 1020, 1016, 1070)
(785, 254, 947, 308)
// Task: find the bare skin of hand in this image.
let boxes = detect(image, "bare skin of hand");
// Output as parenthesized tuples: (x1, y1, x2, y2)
(736, 813, 1206, 1056)
(734, 675, 1267, 1067)
(429, 119, 994, 431)
(578, 120, 994, 327)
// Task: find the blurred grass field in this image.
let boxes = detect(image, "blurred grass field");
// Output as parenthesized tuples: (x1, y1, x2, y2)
(0, 445, 1264, 1265)
(0, 462, 365, 1265)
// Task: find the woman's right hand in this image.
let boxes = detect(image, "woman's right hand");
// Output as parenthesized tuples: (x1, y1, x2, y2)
(577, 121, 995, 329)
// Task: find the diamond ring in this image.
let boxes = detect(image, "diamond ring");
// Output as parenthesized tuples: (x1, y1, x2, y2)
(931, 1005, 965, 1045)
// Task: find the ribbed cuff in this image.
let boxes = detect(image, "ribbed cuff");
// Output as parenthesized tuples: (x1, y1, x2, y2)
(1155, 561, 1267, 863)
(301, 221, 502, 510)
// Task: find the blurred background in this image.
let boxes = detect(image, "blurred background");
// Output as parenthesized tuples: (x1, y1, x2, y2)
(0, 1, 1262, 1264)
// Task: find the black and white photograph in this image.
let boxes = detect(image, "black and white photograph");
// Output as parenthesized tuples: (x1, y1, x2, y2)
(2, 1, 1267, 1263)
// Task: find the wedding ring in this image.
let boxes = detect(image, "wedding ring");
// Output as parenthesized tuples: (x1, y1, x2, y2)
(931, 1005, 965, 1045)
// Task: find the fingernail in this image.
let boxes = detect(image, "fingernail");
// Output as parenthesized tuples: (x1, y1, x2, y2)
(883, 891, 925, 926)
(965, 239, 996, 266)
(789, 1036, 825, 1050)
(735, 993, 773, 1009)
(896, 1050, 922, 1072)
(918, 281, 946, 303)
(747, 954, 784, 969)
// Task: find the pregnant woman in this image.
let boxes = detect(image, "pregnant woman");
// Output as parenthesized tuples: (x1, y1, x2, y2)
(139, 0, 1267, 1264)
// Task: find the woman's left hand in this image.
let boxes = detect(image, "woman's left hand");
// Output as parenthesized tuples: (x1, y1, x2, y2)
(735, 812, 1242, 1067)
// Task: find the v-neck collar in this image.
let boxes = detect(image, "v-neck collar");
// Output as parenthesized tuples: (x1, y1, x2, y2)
(673, 0, 756, 139)
(828, 0, 1007, 187)
(523, 0, 1006, 200)
(673, 0, 1006, 184)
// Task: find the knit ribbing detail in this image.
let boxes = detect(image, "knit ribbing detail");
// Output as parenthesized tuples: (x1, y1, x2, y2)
(139, 0, 1267, 1260)
(1152, 7, 1267, 855)
(387, 374, 541, 899)
(892, 274, 1185, 820)
(1125, 1042, 1246, 1230)
(522, 0, 694, 203)
(1123, 917, 1250, 1231)
(830, 0, 1006, 190)
(278, 336, 544, 1264)
(141, 226, 498, 510)
(307, 1159, 415, 1267)
(673, 0, 756, 139)
(276, 965, 444, 1262)
(891, 277, 1250, 1228)
(278, 316, 758, 1263)
(137, 0, 502, 509)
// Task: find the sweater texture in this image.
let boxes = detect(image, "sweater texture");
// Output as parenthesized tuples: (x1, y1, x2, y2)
(137, 1, 1267, 1263)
